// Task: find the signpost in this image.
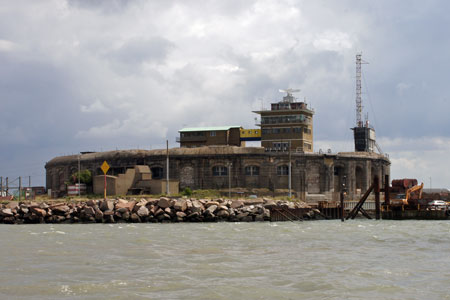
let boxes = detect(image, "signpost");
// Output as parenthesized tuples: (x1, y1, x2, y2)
(101, 161, 110, 200)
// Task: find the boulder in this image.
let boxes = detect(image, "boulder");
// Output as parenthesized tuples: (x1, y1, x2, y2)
(115, 200, 136, 212)
(19, 207, 29, 214)
(146, 198, 159, 206)
(130, 213, 141, 223)
(86, 199, 97, 207)
(264, 200, 277, 208)
(137, 206, 149, 217)
(244, 198, 264, 205)
(154, 208, 164, 216)
(100, 200, 115, 212)
(31, 207, 47, 217)
(134, 199, 148, 212)
(52, 205, 70, 215)
(241, 215, 254, 222)
(95, 209, 104, 222)
(263, 208, 270, 220)
(176, 211, 187, 218)
(83, 206, 95, 216)
(218, 205, 228, 211)
(236, 212, 249, 221)
(191, 200, 204, 213)
(149, 205, 158, 215)
(104, 214, 115, 223)
(121, 211, 130, 220)
(230, 200, 244, 209)
(187, 212, 200, 219)
(205, 201, 220, 208)
(205, 205, 217, 215)
(186, 199, 193, 210)
(158, 197, 172, 209)
(2, 216, 15, 224)
(117, 207, 128, 214)
(157, 213, 171, 221)
(39, 203, 49, 209)
(255, 214, 265, 222)
(0, 208, 14, 217)
(174, 199, 187, 212)
(216, 209, 230, 218)
(54, 215, 66, 223)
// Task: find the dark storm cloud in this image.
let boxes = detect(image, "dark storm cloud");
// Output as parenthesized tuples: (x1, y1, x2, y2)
(67, 0, 136, 13)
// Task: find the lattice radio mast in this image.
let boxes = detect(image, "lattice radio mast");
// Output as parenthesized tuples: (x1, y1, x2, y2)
(352, 53, 376, 153)
(356, 53, 363, 127)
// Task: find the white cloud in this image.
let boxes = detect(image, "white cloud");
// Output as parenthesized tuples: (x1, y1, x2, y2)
(75, 117, 168, 140)
(2, 0, 450, 187)
(80, 100, 109, 113)
(313, 31, 353, 52)
(396, 82, 412, 96)
(0, 39, 17, 52)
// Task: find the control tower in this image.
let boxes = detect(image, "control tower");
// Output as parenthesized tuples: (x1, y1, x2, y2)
(253, 89, 314, 152)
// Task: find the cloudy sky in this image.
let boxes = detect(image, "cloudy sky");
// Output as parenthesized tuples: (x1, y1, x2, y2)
(1, 0, 450, 188)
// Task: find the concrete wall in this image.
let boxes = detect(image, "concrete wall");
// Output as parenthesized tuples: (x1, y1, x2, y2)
(149, 180, 179, 195)
(93, 175, 118, 196)
(46, 147, 390, 201)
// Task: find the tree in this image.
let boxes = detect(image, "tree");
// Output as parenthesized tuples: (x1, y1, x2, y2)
(70, 170, 92, 185)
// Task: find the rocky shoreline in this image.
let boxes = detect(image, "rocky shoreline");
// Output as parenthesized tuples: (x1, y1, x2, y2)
(0, 197, 315, 224)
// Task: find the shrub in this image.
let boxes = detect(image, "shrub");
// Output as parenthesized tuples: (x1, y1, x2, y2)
(181, 187, 193, 196)
(70, 170, 92, 185)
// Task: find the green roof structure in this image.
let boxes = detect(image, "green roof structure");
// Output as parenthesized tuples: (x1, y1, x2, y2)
(179, 126, 242, 132)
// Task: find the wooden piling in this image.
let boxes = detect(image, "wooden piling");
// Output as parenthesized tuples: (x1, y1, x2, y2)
(375, 175, 380, 220)
(384, 174, 390, 206)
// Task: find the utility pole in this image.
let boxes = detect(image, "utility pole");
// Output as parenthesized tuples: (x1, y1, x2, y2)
(340, 176, 347, 222)
(166, 140, 170, 196)
(19, 177, 22, 201)
(228, 162, 232, 198)
(0, 176, 3, 196)
(288, 140, 292, 198)
(5, 177, 8, 196)
(78, 154, 81, 197)
(28, 176, 31, 200)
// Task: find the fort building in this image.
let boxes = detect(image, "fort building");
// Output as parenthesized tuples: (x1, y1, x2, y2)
(45, 85, 389, 202)
(45, 147, 390, 202)
(253, 89, 314, 152)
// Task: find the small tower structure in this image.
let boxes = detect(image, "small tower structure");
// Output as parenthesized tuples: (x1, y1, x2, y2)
(253, 89, 314, 152)
(352, 54, 376, 152)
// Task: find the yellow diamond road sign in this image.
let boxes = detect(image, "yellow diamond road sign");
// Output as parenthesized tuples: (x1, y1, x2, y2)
(101, 161, 110, 175)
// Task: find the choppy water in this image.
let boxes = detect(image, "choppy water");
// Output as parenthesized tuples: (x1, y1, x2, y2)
(1, 221, 450, 299)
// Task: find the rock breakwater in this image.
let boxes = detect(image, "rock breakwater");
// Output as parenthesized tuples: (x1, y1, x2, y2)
(0, 197, 313, 224)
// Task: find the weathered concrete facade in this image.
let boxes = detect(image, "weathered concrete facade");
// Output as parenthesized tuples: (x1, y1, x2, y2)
(45, 146, 390, 201)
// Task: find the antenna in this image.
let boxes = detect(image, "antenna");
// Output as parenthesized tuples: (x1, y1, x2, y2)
(279, 88, 300, 103)
(355, 54, 368, 127)
(279, 88, 301, 96)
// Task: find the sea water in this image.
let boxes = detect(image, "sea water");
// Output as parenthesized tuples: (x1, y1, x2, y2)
(1, 220, 450, 299)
